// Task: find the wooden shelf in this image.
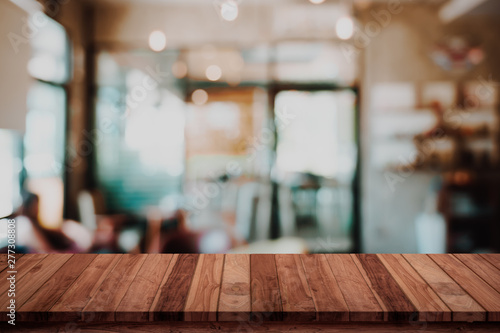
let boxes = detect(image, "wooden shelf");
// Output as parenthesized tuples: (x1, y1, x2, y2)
(1, 253, 499, 332)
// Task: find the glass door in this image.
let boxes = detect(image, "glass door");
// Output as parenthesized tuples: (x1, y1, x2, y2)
(274, 89, 358, 252)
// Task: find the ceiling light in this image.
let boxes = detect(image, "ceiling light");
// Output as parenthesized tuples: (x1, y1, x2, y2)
(221, 0, 239, 21)
(148, 30, 166, 52)
(336, 17, 354, 40)
(309, 0, 326, 4)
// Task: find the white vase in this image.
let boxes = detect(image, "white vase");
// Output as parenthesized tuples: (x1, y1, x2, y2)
(415, 211, 446, 253)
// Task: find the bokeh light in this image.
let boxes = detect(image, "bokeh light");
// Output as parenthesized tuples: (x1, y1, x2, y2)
(192, 89, 208, 105)
(205, 65, 222, 81)
(221, 0, 239, 21)
(336, 17, 354, 40)
(148, 30, 167, 52)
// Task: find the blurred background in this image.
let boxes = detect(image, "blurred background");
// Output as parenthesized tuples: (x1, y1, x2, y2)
(0, 0, 499, 254)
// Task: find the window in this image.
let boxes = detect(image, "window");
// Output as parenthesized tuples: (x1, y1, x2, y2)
(0, 130, 23, 218)
(24, 14, 70, 228)
(95, 50, 185, 213)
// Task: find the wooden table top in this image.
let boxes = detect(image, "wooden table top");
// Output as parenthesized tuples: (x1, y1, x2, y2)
(1, 253, 500, 323)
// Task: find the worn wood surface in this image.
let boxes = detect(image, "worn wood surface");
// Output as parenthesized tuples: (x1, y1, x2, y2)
(18, 254, 96, 321)
(184, 254, 223, 321)
(0, 254, 499, 323)
(150, 254, 198, 321)
(429, 254, 500, 321)
(300, 254, 349, 321)
(403, 254, 486, 322)
(116, 254, 174, 322)
(250, 254, 282, 321)
(218, 254, 251, 321)
(377, 254, 451, 322)
(3, 322, 500, 333)
(82, 254, 147, 321)
(275, 254, 316, 321)
(353, 254, 416, 321)
(325, 254, 384, 321)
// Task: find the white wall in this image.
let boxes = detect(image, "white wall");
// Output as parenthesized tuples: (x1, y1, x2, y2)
(91, 1, 349, 48)
(0, 1, 32, 133)
(358, 4, 500, 252)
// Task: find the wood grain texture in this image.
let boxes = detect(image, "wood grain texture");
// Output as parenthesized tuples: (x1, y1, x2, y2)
(0, 254, 22, 273)
(378, 254, 451, 322)
(7, 321, 500, 333)
(403, 254, 486, 322)
(115, 254, 174, 322)
(325, 254, 384, 321)
(150, 254, 198, 321)
(0, 254, 47, 300)
(275, 254, 316, 322)
(18, 254, 96, 321)
(218, 254, 251, 321)
(430, 254, 500, 321)
(0, 254, 72, 316)
(454, 254, 500, 294)
(48, 254, 121, 321)
(184, 254, 224, 321)
(353, 254, 416, 321)
(5, 254, 500, 325)
(0, 254, 6, 271)
(300, 254, 349, 321)
(250, 254, 282, 321)
(480, 254, 500, 270)
(83, 254, 147, 321)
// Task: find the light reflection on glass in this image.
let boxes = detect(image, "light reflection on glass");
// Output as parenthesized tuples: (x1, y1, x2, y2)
(0, 130, 22, 219)
(27, 13, 69, 83)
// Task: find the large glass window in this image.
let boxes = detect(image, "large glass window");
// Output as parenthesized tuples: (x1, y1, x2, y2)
(24, 82, 66, 178)
(95, 50, 185, 213)
(275, 90, 357, 180)
(0, 130, 23, 219)
(24, 14, 69, 228)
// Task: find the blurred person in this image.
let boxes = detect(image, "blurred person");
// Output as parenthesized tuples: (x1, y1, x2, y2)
(0, 193, 92, 253)
(159, 209, 236, 253)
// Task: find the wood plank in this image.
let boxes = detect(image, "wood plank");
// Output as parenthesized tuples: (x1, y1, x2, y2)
(7, 321, 500, 333)
(250, 254, 282, 321)
(480, 254, 500, 270)
(300, 254, 349, 321)
(148, 254, 180, 321)
(115, 254, 174, 322)
(352, 254, 416, 321)
(218, 254, 251, 321)
(404, 254, 486, 322)
(18, 254, 97, 321)
(5, 253, 499, 325)
(150, 254, 198, 321)
(0, 254, 44, 315)
(430, 254, 500, 321)
(0, 254, 72, 316)
(82, 254, 147, 321)
(184, 254, 224, 321)
(454, 254, 500, 293)
(0, 254, 23, 273)
(48, 254, 122, 322)
(0, 254, 6, 271)
(377, 254, 451, 321)
(349, 254, 390, 321)
(325, 254, 384, 321)
(0, 254, 44, 296)
(275, 254, 316, 322)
